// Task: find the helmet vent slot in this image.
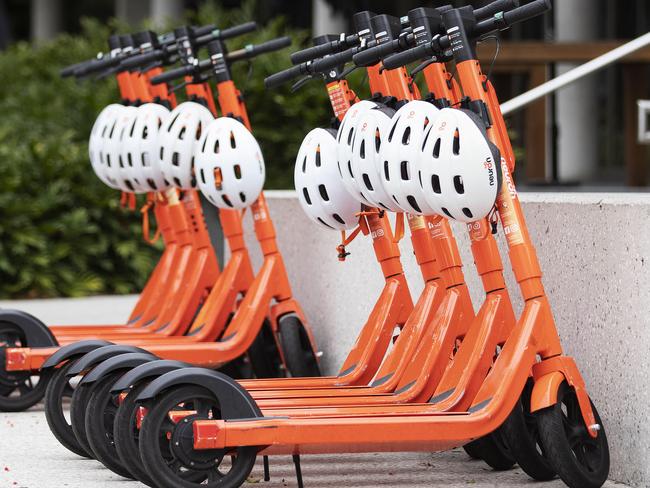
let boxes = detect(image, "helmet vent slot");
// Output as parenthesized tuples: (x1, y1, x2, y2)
(124, 180, 134, 191)
(302, 156, 307, 173)
(173, 177, 182, 187)
(302, 188, 312, 205)
(462, 208, 473, 219)
(318, 184, 330, 202)
(234, 164, 242, 179)
(360, 140, 366, 159)
(201, 136, 208, 152)
(388, 116, 400, 142)
(400, 161, 410, 180)
(431, 175, 441, 194)
(168, 113, 180, 130)
(106, 154, 112, 167)
(315, 146, 322, 167)
(347, 161, 354, 179)
(333, 213, 345, 225)
(118, 155, 124, 168)
(383, 161, 390, 181)
(147, 179, 157, 190)
(433, 138, 441, 158)
(375, 129, 381, 152)
(172, 152, 180, 166)
(441, 207, 453, 219)
(129, 120, 137, 137)
(109, 121, 117, 138)
(363, 174, 374, 191)
(453, 175, 465, 194)
(160, 147, 164, 160)
(229, 131, 236, 147)
(402, 127, 411, 145)
(453, 129, 460, 155)
(317, 217, 334, 229)
(423, 116, 430, 129)
(142, 126, 148, 139)
(347, 127, 354, 145)
(239, 192, 246, 203)
(127, 153, 133, 167)
(214, 139, 220, 154)
(99, 152, 104, 164)
(337, 162, 343, 178)
(199, 168, 206, 185)
(221, 195, 233, 207)
(407, 195, 421, 213)
(195, 122, 203, 141)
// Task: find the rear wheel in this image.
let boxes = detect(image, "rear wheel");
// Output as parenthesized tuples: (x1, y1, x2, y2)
(0, 323, 47, 412)
(278, 315, 321, 377)
(139, 385, 257, 488)
(44, 359, 90, 458)
(537, 382, 609, 488)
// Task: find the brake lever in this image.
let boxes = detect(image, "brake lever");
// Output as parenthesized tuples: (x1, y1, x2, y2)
(339, 65, 358, 79)
(410, 59, 435, 78)
(290, 76, 314, 93)
(168, 79, 191, 94)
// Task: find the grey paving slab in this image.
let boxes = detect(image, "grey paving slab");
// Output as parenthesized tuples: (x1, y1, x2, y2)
(0, 408, 629, 488)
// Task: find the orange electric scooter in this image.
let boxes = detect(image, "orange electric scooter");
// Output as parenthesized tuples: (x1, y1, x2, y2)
(0, 32, 221, 412)
(133, 3, 610, 488)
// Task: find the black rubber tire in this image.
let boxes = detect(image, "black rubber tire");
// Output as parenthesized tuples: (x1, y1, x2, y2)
(114, 381, 156, 487)
(501, 379, 557, 481)
(466, 429, 516, 471)
(0, 324, 48, 412)
(85, 371, 135, 479)
(462, 442, 483, 460)
(139, 385, 258, 488)
(536, 382, 610, 488)
(247, 320, 284, 378)
(44, 360, 90, 458)
(278, 316, 321, 378)
(70, 382, 95, 457)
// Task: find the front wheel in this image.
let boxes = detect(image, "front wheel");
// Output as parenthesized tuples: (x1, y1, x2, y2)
(0, 324, 47, 412)
(139, 385, 258, 488)
(536, 382, 610, 488)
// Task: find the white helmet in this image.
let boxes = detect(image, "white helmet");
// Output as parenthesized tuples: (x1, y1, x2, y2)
(347, 105, 403, 211)
(195, 117, 265, 209)
(419, 108, 501, 222)
(336, 100, 378, 202)
(295, 128, 361, 231)
(104, 105, 142, 192)
(379, 100, 440, 214)
(89, 104, 123, 190)
(122, 103, 171, 193)
(158, 101, 214, 189)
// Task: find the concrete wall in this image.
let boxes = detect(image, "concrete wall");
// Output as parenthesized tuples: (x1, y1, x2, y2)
(2, 191, 649, 486)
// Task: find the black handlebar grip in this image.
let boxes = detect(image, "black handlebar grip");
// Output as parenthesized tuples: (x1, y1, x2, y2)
(120, 50, 164, 70)
(290, 41, 340, 65)
(352, 38, 401, 67)
(310, 46, 358, 73)
(475, 0, 519, 20)
(150, 64, 195, 85)
(193, 24, 217, 37)
(475, 0, 550, 36)
(250, 36, 292, 56)
(503, 0, 551, 24)
(73, 55, 121, 77)
(264, 63, 310, 89)
(382, 42, 432, 70)
(61, 59, 94, 78)
(219, 21, 258, 40)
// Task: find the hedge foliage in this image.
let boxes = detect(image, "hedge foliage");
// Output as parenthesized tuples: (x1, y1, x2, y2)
(0, 1, 334, 298)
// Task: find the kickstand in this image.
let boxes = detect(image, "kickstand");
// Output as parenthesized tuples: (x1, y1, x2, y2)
(263, 455, 270, 481)
(292, 454, 304, 488)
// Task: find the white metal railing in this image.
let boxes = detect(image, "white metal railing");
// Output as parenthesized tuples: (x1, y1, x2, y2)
(500, 32, 650, 116)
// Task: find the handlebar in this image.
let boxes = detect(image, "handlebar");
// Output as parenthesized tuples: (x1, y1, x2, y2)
(353, 0, 521, 68)
(290, 33, 359, 65)
(150, 36, 291, 86)
(264, 63, 311, 89)
(60, 58, 97, 78)
(382, 0, 550, 69)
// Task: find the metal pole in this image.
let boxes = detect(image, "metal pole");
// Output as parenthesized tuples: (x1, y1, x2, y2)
(501, 32, 650, 115)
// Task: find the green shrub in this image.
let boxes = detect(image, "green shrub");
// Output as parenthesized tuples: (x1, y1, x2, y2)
(0, 1, 328, 298)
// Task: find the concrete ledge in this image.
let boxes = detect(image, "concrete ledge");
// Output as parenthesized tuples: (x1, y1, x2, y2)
(1, 191, 648, 487)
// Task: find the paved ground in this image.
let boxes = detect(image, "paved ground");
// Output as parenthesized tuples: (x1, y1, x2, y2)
(0, 406, 630, 488)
